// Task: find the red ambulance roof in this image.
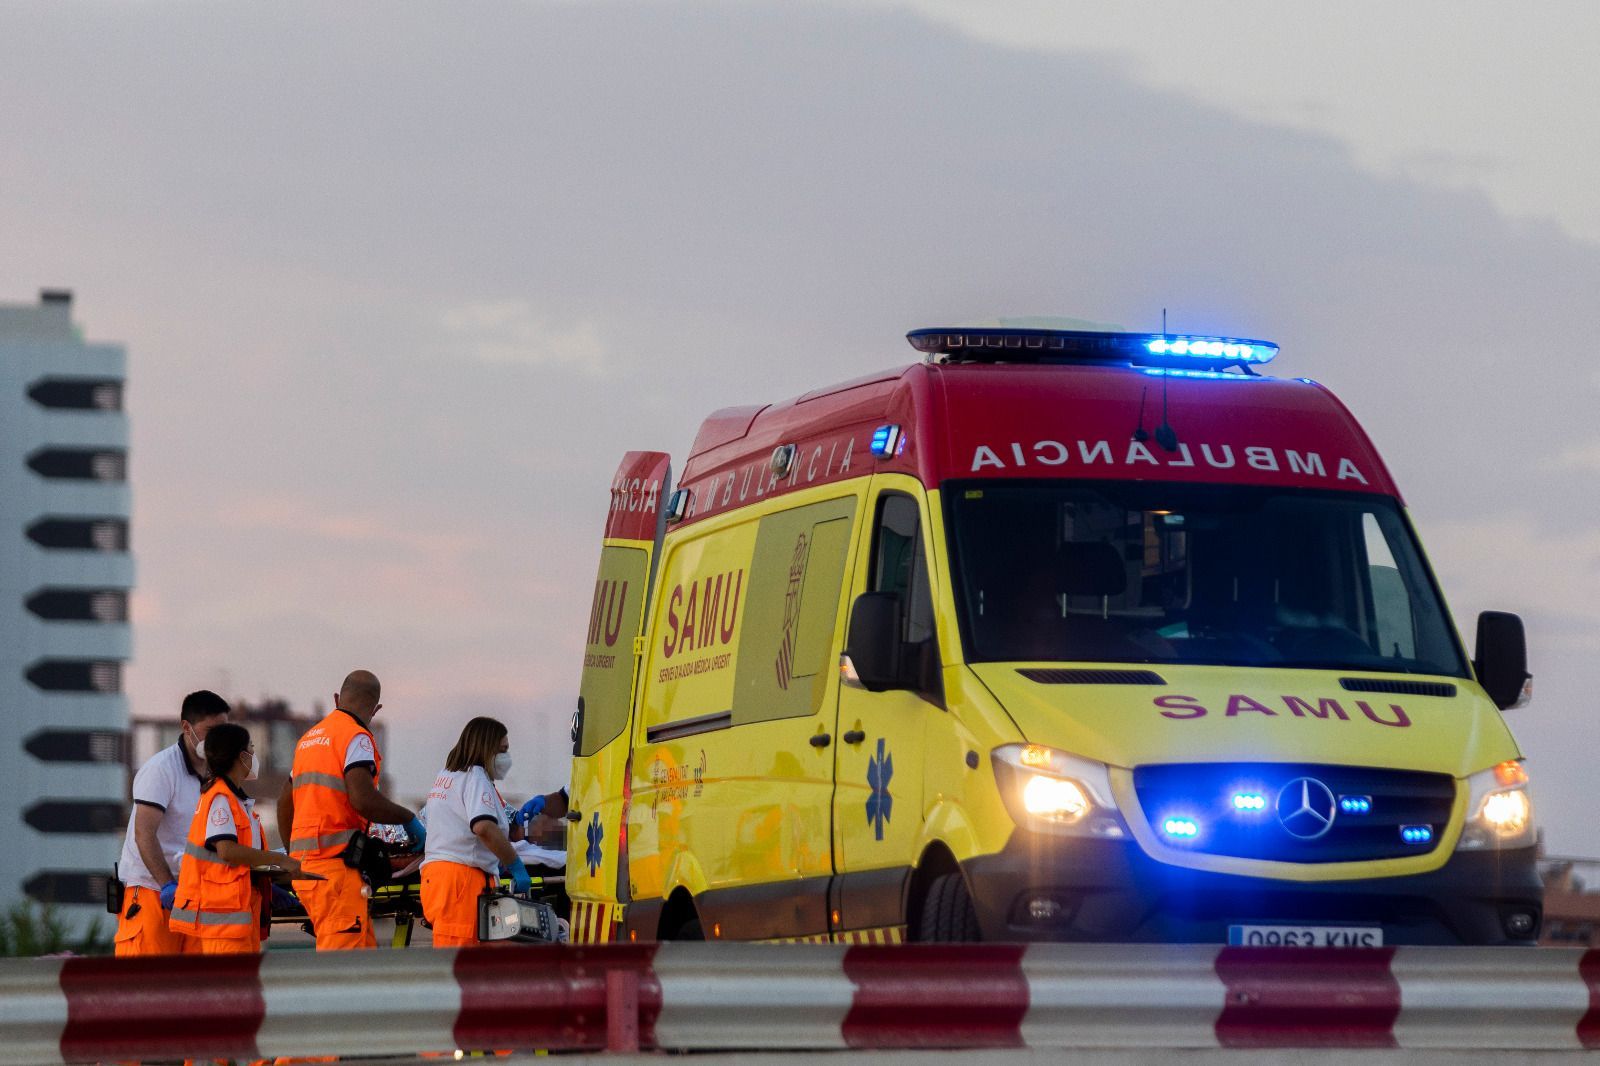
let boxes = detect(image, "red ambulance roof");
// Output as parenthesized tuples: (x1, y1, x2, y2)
(675, 362, 1398, 526)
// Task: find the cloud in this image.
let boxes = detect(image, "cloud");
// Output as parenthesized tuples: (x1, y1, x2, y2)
(1543, 441, 1600, 473)
(436, 300, 607, 375)
(1396, 148, 1507, 184)
(1420, 513, 1600, 628)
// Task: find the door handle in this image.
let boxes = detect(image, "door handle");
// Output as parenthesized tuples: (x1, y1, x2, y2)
(809, 733, 832, 748)
(842, 730, 867, 745)
(566, 809, 583, 823)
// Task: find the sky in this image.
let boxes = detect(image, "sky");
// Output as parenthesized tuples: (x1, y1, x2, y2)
(4, 1, 1599, 853)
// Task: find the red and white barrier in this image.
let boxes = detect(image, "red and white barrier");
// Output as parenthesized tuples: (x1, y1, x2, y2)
(4, 943, 1600, 1063)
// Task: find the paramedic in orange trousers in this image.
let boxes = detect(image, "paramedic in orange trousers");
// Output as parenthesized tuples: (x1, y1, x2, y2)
(171, 722, 322, 953)
(112, 690, 231, 956)
(277, 670, 423, 949)
(419, 716, 532, 946)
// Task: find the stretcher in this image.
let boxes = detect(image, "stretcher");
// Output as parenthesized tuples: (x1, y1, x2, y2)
(266, 854, 567, 947)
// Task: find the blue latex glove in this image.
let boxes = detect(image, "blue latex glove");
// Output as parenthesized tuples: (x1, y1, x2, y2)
(270, 883, 298, 914)
(158, 879, 178, 911)
(404, 816, 427, 853)
(507, 858, 532, 895)
(517, 795, 546, 826)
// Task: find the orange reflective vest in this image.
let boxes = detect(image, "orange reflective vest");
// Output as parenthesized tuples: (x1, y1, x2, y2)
(289, 709, 382, 861)
(171, 779, 260, 940)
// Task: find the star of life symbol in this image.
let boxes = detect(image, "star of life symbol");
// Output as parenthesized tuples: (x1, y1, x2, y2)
(1277, 777, 1337, 840)
(585, 812, 605, 876)
(866, 738, 893, 841)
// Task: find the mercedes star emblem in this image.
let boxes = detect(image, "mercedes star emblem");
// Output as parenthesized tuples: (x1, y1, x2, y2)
(1277, 777, 1338, 840)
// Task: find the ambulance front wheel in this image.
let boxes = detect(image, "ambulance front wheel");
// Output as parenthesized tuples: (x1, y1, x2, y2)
(915, 871, 981, 942)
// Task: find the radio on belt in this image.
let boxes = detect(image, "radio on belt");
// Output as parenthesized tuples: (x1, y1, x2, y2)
(477, 889, 567, 943)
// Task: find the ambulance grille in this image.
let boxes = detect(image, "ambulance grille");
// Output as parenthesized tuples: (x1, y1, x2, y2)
(1017, 668, 1167, 685)
(1338, 678, 1457, 697)
(1133, 763, 1456, 863)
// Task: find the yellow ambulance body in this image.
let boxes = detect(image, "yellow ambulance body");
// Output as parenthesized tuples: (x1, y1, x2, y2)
(566, 324, 1540, 946)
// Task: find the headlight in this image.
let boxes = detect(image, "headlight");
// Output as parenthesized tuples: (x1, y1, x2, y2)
(1455, 760, 1535, 850)
(1021, 775, 1091, 823)
(992, 744, 1127, 838)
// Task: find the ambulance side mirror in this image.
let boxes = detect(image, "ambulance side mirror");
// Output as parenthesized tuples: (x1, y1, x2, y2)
(845, 591, 905, 692)
(1474, 611, 1530, 711)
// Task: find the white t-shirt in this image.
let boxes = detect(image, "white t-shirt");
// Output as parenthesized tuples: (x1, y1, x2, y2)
(203, 790, 263, 850)
(117, 743, 206, 891)
(421, 765, 507, 875)
(345, 731, 376, 772)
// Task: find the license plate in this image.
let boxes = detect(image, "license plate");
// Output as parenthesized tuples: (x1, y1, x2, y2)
(1228, 924, 1383, 948)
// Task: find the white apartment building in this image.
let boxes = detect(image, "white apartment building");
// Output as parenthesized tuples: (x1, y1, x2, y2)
(0, 290, 132, 930)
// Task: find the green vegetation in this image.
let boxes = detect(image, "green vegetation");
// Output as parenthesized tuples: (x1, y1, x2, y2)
(0, 901, 111, 957)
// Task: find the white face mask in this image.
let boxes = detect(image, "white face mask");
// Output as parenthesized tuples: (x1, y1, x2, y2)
(491, 753, 512, 780)
(244, 751, 259, 781)
(193, 738, 206, 760)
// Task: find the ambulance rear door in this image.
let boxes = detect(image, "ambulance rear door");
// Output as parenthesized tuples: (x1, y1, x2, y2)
(568, 451, 670, 943)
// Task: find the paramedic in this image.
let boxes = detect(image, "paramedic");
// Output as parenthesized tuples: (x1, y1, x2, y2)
(279, 669, 423, 950)
(420, 716, 531, 947)
(171, 723, 321, 954)
(112, 690, 231, 956)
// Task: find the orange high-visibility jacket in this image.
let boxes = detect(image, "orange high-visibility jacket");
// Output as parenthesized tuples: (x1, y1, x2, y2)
(171, 779, 260, 940)
(288, 709, 383, 861)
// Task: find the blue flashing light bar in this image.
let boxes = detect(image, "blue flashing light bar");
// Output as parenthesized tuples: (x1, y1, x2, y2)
(1162, 817, 1200, 839)
(1146, 337, 1276, 364)
(1231, 793, 1267, 812)
(1340, 796, 1373, 815)
(907, 325, 1278, 370)
(1400, 825, 1433, 845)
(870, 424, 902, 458)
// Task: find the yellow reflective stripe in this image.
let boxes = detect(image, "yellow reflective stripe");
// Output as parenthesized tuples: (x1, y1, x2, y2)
(289, 828, 357, 853)
(292, 771, 348, 793)
(184, 842, 230, 865)
(171, 906, 254, 926)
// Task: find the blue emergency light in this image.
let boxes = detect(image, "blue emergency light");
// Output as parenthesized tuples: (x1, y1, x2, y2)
(1145, 337, 1275, 363)
(1162, 817, 1200, 839)
(1141, 367, 1265, 381)
(1400, 825, 1433, 845)
(1231, 792, 1267, 812)
(870, 424, 902, 458)
(1340, 796, 1373, 815)
(907, 321, 1278, 371)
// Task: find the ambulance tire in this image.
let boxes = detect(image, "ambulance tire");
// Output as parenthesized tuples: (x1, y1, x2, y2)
(917, 871, 981, 942)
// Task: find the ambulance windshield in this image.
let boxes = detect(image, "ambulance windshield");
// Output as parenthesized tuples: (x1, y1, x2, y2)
(945, 481, 1468, 677)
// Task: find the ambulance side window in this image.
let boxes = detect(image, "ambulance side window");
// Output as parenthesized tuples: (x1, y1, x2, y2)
(730, 496, 858, 725)
(871, 493, 941, 699)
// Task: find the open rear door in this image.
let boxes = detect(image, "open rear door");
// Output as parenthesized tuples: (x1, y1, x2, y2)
(566, 451, 671, 942)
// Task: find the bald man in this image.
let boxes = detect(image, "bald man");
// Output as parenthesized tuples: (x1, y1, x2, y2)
(279, 670, 422, 950)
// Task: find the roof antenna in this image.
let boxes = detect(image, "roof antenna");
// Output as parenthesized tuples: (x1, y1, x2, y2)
(1155, 373, 1178, 452)
(1155, 306, 1178, 452)
(1133, 385, 1151, 443)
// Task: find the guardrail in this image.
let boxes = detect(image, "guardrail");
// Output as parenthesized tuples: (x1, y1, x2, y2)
(2, 943, 1598, 1062)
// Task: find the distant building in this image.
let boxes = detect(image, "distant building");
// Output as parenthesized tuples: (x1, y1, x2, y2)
(1540, 854, 1600, 946)
(0, 291, 133, 928)
(132, 697, 386, 847)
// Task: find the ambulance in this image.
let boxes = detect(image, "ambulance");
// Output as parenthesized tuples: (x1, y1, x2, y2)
(565, 320, 1540, 947)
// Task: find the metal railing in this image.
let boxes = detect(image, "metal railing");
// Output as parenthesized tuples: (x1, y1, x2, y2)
(3, 942, 1599, 1063)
